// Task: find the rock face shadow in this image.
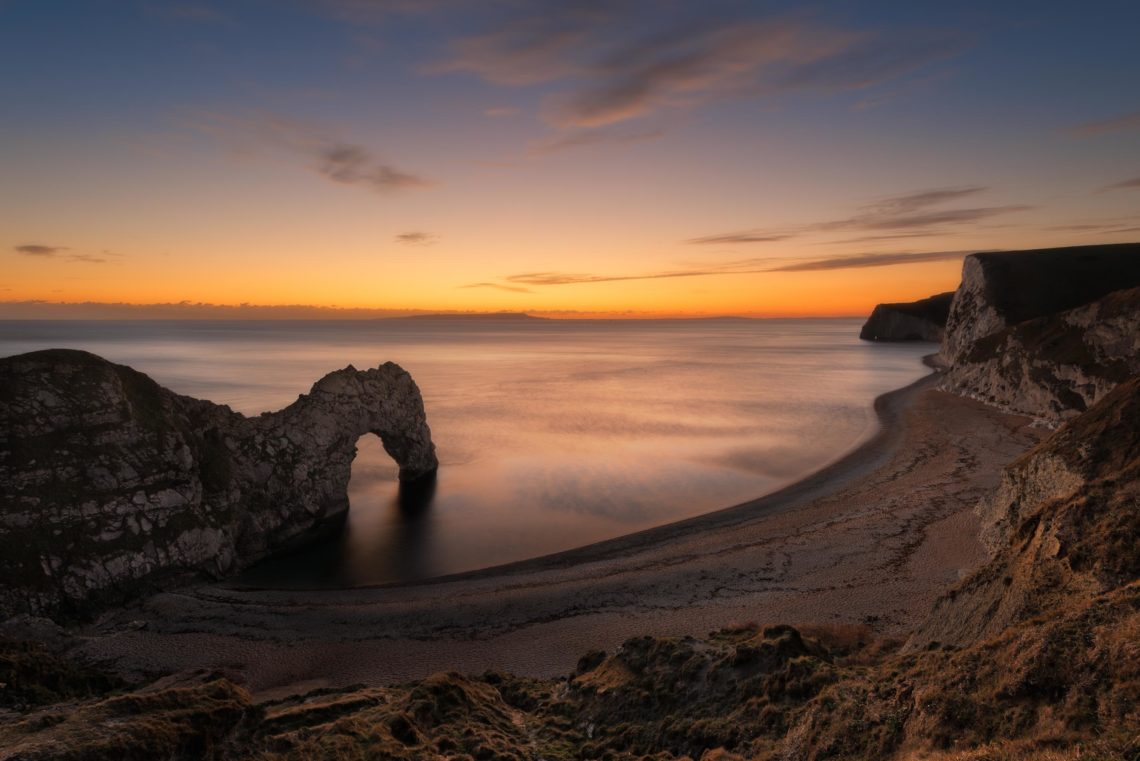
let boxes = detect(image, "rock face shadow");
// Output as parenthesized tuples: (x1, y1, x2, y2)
(382, 473, 438, 581)
(397, 471, 437, 516)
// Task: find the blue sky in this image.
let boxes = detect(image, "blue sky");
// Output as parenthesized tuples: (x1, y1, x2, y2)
(2, 0, 1138, 315)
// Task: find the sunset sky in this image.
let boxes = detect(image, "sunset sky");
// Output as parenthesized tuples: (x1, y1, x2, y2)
(3, 1, 1139, 317)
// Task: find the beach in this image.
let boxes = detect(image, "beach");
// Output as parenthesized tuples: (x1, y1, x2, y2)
(70, 371, 1043, 696)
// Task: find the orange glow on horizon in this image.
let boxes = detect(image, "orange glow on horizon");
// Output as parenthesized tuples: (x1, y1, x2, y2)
(0, 257, 965, 319)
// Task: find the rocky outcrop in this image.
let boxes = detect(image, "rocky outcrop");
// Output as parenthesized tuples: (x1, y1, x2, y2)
(941, 242, 1140, 365)
(859, 291, 953, 342)
(0, 349, 437, 620)
(907, 375, 1140, 649)
(942, 285, 1140, 424)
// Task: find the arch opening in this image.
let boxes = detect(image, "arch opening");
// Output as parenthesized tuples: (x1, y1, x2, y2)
(234, 434, 439, 588)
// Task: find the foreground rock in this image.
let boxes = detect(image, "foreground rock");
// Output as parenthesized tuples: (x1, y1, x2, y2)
(0, 349, 437, 620)
(909, 374, 1140, 649)
(859, 291, 953, 342)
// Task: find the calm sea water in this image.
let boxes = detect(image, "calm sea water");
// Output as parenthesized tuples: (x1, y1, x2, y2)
(0, 319, 930, 587)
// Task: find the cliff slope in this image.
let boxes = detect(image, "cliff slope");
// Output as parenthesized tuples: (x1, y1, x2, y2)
(0, 349, 437, 620)
(909, 374, 1140, 650)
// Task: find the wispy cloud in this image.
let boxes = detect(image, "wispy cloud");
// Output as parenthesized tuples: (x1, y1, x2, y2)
(14, 244, 67, 257)
(429, 6, 603, 87)
(483, 106, 521, 118)
(1098, 176, 1140, 193)
(834, 187, 1030, 232)
(497, 249, 967, 287)
(184, 110, 435, 194)
(687, 232, 794, 245)
(433, 7, 964, 129)
(1047, 217, 1140, 235)
(13, 244, 115, 264)
(460, 282, 533, 293)
(472, 186, 1020, 291)
(767, 250, 971, 272)
(528, 127, 663, 156)
(1068, 109, 1140, 137)
(319, 144, 434, 191)
(689, 186, 1032, 244)
(823, 231, 944, 245)
(504, 269, 757, 286)
(394, 231, 437, 245)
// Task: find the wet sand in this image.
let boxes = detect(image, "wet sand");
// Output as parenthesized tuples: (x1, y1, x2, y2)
(75, 372, 1043, 695)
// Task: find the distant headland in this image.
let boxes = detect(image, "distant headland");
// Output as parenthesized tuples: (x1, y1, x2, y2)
(391, 311, 550, 321)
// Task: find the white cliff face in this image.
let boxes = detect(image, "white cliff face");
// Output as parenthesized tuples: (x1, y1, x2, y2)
(940, 256, 1008, 365)
(940, 286, 1140, 426)
(0, 350, 437, 619)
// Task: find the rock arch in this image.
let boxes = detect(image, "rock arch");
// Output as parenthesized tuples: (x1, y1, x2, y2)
(0, 349, 438, 619)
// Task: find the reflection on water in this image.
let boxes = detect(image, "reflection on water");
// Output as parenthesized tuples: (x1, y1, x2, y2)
(0, 318, 930, 587)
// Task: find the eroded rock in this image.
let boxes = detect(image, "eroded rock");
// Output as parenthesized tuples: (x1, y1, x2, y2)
(941, 285, 1140, 424)
(907, 375, 1140, 649)
(0, 349, 437, 619)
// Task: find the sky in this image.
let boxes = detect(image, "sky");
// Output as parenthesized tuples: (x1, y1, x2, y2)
(2, 0, 1139, 318)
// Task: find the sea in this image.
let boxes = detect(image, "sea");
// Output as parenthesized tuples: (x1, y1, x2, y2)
(0, 318, 931, 587)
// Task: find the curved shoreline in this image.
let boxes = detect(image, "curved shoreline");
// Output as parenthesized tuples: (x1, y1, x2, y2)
(74, 365, 1045, 692)
(229, 363, 940, 593)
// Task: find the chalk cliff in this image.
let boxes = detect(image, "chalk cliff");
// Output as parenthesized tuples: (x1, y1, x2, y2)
(0, 349, 437, 619)
(941, 285, 1140, 424)
(909, 243, 1140, 424)
(940, 242, 1140, 365)
(859, 291, 953, 342)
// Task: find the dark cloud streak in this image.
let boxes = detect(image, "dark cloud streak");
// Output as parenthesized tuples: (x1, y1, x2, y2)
(498, 249, 967, 287)
(461, 282, 533, 293)
(14, 244, 67, 257)
(13, 244, 114, 264)
(319, 144, 434, 192)
(395, 232, 437, 245)
(1099, 176, 1140, 193)
(687, 232, 794, 245)
(767, 250, 970, 272)
(688, 186, 1032, 244)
